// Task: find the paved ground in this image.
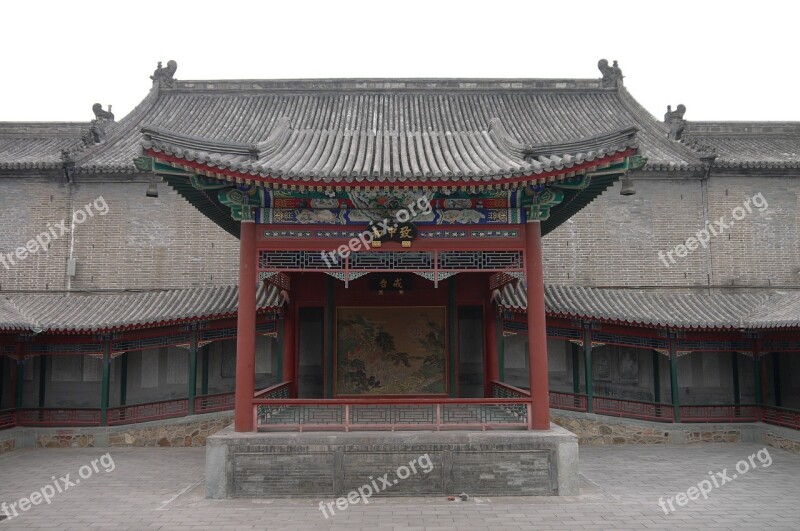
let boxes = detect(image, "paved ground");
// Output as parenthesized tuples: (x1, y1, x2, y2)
(0, 443, 798, 530)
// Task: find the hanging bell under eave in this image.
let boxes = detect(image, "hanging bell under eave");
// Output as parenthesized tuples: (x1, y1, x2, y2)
(620, 175, 636, 196)
(146, 175, 159, 198)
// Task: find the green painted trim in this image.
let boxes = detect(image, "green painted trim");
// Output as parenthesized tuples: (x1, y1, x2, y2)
(38, 355, 47, 408)
(583, 326, 593, 412)
(201, 345, 210, 396)
(133, 156, 154, 172)
(753, 355, 762, 407)
(100, 340, 111, 426)
(571, 343, 580, 394)
(188, 329, 198, 415)
(669, 338, 680, 422)
(773, 354, 782, 407)
(496, 313, 504, 382)
(731, 352, 740, 405)
(652, 350, 661, 403)
(15, 360, 24, 408)
(326, 276, 334, 399)
(120, 353, 128, 406)
(448, 277, 457, 398)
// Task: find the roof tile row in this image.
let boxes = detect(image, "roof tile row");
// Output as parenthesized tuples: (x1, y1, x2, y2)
(497, 283, 800, 329)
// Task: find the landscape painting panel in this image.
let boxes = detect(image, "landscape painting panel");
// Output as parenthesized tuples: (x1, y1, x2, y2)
(336, 306, 446, 395)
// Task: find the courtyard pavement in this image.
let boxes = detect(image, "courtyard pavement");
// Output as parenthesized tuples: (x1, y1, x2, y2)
(0, 443, 798, 530)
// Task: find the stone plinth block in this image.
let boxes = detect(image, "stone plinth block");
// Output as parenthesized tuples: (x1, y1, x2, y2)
(205, 425, 579, 498)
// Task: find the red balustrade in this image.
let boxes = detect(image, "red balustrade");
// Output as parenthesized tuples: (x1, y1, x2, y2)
(107, 398, 189, 426)
(490, 380, 530, 399)
(0, 409, 16, 430)
(3, 380, 798, 433)
(491, 381, 589, 413)
(549, 391, 589, 412)
(680, 405, 760, 423)
(762, 406, 800, 430)
(592, 397, 674, 423)
(194, 392, 235, 414)
(17, 408, 101, 427)
(253, 397, 532, 432)
(253, 381, 291, 399)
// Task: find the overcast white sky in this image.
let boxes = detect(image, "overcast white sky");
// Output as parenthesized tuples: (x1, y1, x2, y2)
(2, 0, 797, 123)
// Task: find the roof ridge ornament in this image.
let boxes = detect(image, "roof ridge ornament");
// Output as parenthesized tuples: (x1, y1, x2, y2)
(60, 103, 117, 162)
(664, 104, 687, 140)
(150, 60, 177, 88)
(487, 118, 530, 158)
(598, 59, 624, 88)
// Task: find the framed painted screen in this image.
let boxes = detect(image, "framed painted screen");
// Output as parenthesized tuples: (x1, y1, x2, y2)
(335, 306, 447, 396)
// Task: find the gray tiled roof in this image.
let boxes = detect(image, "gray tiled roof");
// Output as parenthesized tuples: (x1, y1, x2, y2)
(496, 283, 800, 330)
(2, 283, 796, 333)
(141, 119, 639, 184)
(684, 122, 800, 169)
(0, 298, 30, 331)
(63, 78, 705, 174)
(0, 284, 284, 333)
(0, 122, 88, 169)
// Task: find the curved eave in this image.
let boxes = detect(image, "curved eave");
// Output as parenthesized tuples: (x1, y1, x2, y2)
(160, 172, 241, 238)
(146, 148, 636, 190)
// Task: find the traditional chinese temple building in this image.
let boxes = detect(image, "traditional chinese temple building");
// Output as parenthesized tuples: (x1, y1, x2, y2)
(0, 59, 799, 494)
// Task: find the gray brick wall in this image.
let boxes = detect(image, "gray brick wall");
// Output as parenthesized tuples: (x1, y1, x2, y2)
(543, 173, 800, 288)
(0, 174, 239, 290)
(0, 172, 797, 291)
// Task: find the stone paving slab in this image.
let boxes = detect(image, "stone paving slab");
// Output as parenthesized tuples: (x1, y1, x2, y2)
(0, 443, 798, 529)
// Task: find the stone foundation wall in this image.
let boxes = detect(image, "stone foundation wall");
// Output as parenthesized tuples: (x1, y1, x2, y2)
(37, 433, 96, 448)
(552, 410, 800, 454)
(553, 414, 676, 445)
(1, 411, 797, 456)
(206, 427, 580, 498)
(762, 429, 800, 454)
(0, 437, 15, 454)
(0, 412, 233, 453)
(105, 415, 232, 447)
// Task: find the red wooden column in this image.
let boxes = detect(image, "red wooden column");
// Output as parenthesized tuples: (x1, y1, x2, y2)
(525, 221, 550, 430)
(282, 301, 296, 397)
(234, 221, 257, 432)
(484, 297, 499, 397)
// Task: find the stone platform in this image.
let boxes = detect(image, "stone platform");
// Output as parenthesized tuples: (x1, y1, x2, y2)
(205, 425, 578, 498)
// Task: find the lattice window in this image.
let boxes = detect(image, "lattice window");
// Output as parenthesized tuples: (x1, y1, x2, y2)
(592, 332, 667, 350)
(676, 340, 752, 352)
(349, 251, 433, 270)
(259, 251, 330, 270)
(113, 333, 190, 352)
(438, 251, 523, 270)
(351, 404, 435, 425)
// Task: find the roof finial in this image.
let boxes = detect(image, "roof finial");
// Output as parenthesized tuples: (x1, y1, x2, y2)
(598, 59, 624, 88)
(664, 104, 687, 140)
(150, 60, 178, 88)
